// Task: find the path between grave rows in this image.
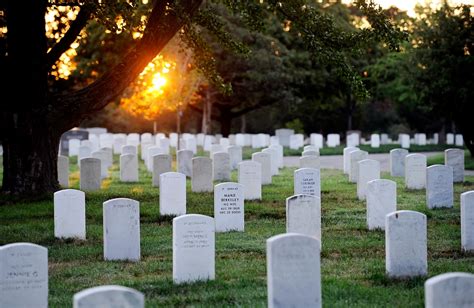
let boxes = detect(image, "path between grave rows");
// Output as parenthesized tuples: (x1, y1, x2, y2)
(283, 152, 474, 176)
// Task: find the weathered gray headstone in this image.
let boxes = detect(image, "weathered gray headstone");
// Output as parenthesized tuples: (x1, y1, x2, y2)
(213, 152, 231, 181)
(160, 172, 186, 215)
(103, 198, 140, 261)
(461, 191, 474, 252)
(445, 148, 464, 182)
(425, 272, 474, 308)
(267, 234, 321, 308)
(252, 152, 272, 185)
(366, 179, 396, 230)
(177, 150, 193, 177)
(54, 189, 86, 239)
(294, 168, 320, 198)
(57, 155, 69, 187)
(80, 157, 101, 191)
(390, 148, 409, 177)
(357, 159, 380, 201)
(192, 157, 213, 193)
(152, 154, 172, 187)
(386, 210, 427, 278)
(405, 154, 427, 189)
(0, 243, 48, 308)
(238, 161, 262, 200)
(173, 214, 215, 284)
(120, 154, 138, 182)
(73, 285, 145, 308)
(214, 182, 244, 232)
(286, 195, 321, 241)
(426, 165, 453, 209)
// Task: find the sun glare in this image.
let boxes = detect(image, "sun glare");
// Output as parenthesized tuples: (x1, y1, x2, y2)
(152, 73, 167, 93)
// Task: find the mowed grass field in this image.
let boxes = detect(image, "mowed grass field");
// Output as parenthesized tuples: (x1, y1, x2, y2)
(1, 153, 474, 307)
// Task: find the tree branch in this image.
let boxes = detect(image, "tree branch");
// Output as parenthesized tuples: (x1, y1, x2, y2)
(46, 4, 91, 68)
(49, 0, 204, 131)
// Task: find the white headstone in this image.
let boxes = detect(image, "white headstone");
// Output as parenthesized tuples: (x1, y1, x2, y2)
(357, 159, 380, 201)
(173, 214, 215, 284)
(146, 145, 163, 171)
(310, 133, 324, 149)
(252, 152, 272, 185)
(446, 133, 454, 145)
(294, 168, 320, 198)
(73, 285, 144, 308)
(405, 154, 427, 189)
(152, 154, 172, 187)
(425, 272, 474, 308)
(54, 189, 86, 239)
(262, 148, 279, 176)
(0, 243, 48, 308)
(192, 157, 213, 193)
(266, 234, 321, 308)
(327, 133, 340, 147)
(400, 134, 410, 148)
(445, 148, 464, 182)
(103, 198, 140, 261)
(57, 155, 69, 187)
(80, 157, 101, 191)
(366, 179, 396, 230)
(238, 161, 262, 200)
(390, 148, 409, 177)
(159, 137, 171, 155)
(213, 152, 231, 181)
(113, 135, 126, 154)
(349, 150, 369, 183)
(299, 155, 320, 169)
(214, 182, 244, 232)
(177, 150, 193, 177)
(286, 195, 321, 241)
(160, 172, 186, 216)
(455, 134, 464, 146)
(343, 147, 358, 174)
(461, 191, 474, 252)
(386, 210, 427, 278)
(69, 139, 81, 156)
(122, 145, 137, 156)
(78, 145, 92, 165)
(370, 134, 380, 148)
(289, 134, 304, 150)
(92, 150, 109, 179)
(227, 145, 242, 170)
(120, 154, 138, 182)
(270, 144, 284, 169)
(426, 165, 453, 209)
(275, 128, 294, 147)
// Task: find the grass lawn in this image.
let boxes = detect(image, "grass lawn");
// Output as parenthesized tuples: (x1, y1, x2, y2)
(1, 155, 474, 307)
(427, 150, 474, 170)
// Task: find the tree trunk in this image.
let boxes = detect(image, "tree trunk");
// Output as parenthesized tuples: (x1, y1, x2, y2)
(220, 112, 232, 137)
(201, 89, 212, 134)
(240, 114, 246, 133)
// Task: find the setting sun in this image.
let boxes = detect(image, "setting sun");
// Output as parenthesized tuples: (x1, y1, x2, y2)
(151, 73, 167, 93)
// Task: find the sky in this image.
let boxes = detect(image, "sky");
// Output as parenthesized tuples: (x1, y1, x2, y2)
(342, 0, 474, 16)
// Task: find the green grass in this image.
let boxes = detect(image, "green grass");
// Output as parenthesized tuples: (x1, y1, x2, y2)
(427, 150, 474, 170)
(1, 155, 474, 307)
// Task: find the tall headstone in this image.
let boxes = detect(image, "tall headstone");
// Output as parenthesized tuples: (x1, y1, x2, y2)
(405, 154, 427, 189)
(425, 272, 474, 308)
(461, 191, 474, 252)
(160, 172, 186, 216)
(366, 179, 396, 230)
(73, 285, 145, 308)
(54, 189, 86, 239)
(103, 198, 140, 261)
(173, 214, 215, 284)
(357, 159, 380, 201)
(57, 155, 69, 187)
(177, 150, 193, 177)
(238, 161, 262, 200)
(213, 152, 231, 181)
(390, 148, 409, 177)
(286, 195, 321, 241)
(386, 210, 427, 278)
(252, 152, 272, 185)
(120, 154, 138, 182)
(343, 146, 358, 174)
(267, 234, 321, 308)
(294, 168, 320, 198)
(152, 154, 172, 187)
(191, 157, 213, 193)
(227, 145, 242, 170)
(426, 165, 453, 209)
(80, 157, 101, 191)
(349, 150, 369, 183)
(0, 243, 48, 308)
(445, 148, 464, 182)
(214, 182, 244, 232)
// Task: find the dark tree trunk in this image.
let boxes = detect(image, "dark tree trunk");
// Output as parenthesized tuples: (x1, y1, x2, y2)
(219, 111, 232, 137)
